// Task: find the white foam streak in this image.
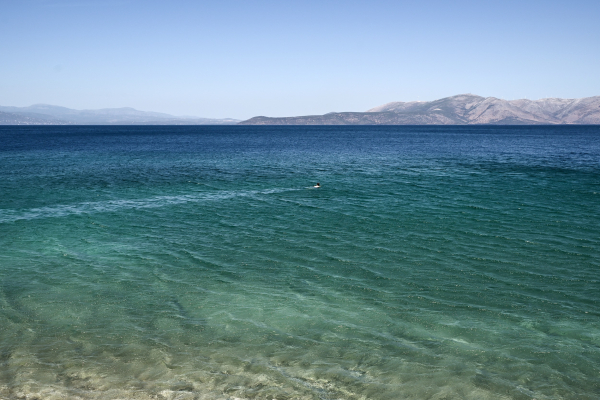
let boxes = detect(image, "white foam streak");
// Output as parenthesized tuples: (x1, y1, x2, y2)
(0, 188, 297, 223)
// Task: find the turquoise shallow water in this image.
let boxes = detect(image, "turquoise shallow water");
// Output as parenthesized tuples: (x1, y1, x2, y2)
(0, 125, 599, 399)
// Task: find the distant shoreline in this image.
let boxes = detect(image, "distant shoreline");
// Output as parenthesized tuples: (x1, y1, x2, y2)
(239, 94, 600, 125)
(2, 93, 600, 126)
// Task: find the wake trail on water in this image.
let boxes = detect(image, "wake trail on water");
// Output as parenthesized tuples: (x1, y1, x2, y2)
(0, 187, 303, 223)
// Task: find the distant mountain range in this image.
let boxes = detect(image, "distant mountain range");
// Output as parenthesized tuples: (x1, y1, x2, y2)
(240, 94, 600, 125)
(4, 95, 600, 126)
(0, 104, 239, 125)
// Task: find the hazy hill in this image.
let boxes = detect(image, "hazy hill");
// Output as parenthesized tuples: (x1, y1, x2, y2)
(0, 111, 71, 125)
(0, 104, 239, 125)
(240, 94, 600, 125)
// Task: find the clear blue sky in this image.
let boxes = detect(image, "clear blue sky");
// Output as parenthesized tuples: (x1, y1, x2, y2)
(2, 0, 599, 119)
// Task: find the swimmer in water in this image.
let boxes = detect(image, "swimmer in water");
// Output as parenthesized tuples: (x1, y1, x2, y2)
(314, 183, 321, 188)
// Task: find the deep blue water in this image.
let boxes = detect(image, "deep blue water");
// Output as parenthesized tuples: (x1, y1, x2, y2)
(1, 125, 599, 400)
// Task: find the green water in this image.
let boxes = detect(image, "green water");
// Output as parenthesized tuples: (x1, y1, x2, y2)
(0, 125, 599, 399)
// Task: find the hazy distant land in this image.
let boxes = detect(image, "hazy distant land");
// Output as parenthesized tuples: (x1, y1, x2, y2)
(240, 94, 600, 125)
(3, 94, 600, 126)
(0, 104, 239, 125)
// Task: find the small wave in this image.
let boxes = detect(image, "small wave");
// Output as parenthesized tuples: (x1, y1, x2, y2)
(0, 188, 299, 223)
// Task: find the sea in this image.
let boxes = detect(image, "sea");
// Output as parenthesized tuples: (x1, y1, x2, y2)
(0, 125, 599, 400)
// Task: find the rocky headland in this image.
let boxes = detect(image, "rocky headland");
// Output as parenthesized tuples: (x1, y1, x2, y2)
(240, 94, 600, 125)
